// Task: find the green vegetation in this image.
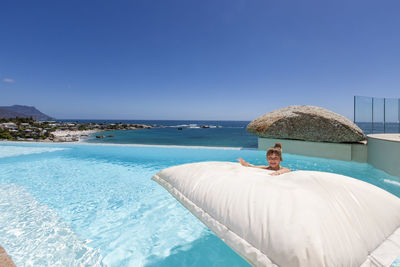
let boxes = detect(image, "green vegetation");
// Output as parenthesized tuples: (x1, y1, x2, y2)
(0, 117, 35, 124)
(78, 124, 87, 131)
(0, 118, 55, 141)
(0, 129, 13, 140)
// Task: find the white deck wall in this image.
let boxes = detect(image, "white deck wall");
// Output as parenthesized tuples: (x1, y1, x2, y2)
(367, 135, 400, 178)
(258, 138, 367, 162)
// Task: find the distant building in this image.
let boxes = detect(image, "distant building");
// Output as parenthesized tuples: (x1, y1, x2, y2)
(1, 122, 18, 129)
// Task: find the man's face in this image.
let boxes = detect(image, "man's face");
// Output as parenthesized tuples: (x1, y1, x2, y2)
(267, 154, 280, 169)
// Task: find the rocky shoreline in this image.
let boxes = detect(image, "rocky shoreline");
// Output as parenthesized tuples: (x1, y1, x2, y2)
(50, 124, 153, 142)
(51, 129, 101, 142)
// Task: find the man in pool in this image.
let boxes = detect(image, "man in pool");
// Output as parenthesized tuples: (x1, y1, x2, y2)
(237, 142, 291, 176)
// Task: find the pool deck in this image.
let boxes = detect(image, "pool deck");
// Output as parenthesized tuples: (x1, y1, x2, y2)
(368, 133, 400, 142)
(0, 246, 16, 267)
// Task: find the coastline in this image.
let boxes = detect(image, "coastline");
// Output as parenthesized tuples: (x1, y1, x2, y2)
(52, 129, 102, 142)
(0, 122, 257, 149)
(0, 119, 153, 143)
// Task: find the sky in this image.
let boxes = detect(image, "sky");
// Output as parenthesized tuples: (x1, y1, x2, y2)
(1, 0, 399, 120)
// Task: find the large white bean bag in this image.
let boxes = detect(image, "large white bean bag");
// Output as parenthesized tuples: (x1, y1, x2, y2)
(152, 161, 400, 267)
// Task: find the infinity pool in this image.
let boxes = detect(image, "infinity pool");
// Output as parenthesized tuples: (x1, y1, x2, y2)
(0, 142, 399, 266)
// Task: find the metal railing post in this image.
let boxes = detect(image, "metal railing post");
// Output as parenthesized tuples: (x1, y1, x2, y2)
(384, 98, 386, 133)
(354, 96, 356, 123)
(372, 97, 374, 134)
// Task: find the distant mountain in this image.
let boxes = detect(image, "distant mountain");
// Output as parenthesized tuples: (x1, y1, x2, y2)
(0, 105, 53, 120)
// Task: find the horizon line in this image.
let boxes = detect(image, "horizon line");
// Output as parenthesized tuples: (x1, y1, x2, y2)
(54, 118, 253, 122)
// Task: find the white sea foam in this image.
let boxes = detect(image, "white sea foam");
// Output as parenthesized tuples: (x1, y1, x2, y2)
(166, 123, 220, 129)
(0, 184, 104, 266)
(383, 179, 400, 187)
(0, 146, 65, 158)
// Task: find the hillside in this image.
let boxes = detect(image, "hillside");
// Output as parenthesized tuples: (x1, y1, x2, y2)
(0, 105, 53, 120)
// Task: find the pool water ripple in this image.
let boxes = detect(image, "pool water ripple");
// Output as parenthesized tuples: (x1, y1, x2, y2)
(0, 184, 103, 266)
(0, 142, 399, 266)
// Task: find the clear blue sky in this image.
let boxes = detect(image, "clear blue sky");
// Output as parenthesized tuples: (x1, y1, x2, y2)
(1, 0, 399, 120)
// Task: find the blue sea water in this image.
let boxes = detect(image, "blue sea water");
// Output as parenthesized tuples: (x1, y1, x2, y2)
(61, 120, 257, 148)
(0, 142, 399, 266)
(356, 122, 400, 134)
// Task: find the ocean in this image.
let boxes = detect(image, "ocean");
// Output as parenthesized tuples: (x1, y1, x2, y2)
(59, 120, 400, 148)
(356, 122, 400, 135)
(60, 120, 258, 148)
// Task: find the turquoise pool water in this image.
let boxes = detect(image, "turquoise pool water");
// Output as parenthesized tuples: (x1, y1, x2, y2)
(0, 142, 399, 266)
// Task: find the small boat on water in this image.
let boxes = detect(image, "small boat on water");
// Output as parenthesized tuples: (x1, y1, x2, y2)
(96, 135, 105, 138)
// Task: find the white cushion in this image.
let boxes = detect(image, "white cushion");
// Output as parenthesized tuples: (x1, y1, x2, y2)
(152, 161, 400, 267)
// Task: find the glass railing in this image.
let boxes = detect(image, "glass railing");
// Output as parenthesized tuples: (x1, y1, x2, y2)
(354, 96, 400, 134)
